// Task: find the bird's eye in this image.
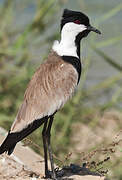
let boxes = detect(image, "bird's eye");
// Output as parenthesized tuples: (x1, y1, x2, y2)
(74, 20, 81, 24)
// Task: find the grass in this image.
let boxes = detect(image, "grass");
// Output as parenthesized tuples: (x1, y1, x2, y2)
(0, 0, 122, 179)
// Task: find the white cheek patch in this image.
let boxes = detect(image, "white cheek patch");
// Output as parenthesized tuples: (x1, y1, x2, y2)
(52, 22, 87, 58)
(62, 22, 87, 34)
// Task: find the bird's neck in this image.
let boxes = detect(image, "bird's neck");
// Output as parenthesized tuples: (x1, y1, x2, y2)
(52, 33, 81, 59)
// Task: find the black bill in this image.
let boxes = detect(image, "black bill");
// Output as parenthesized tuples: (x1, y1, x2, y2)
(87, 25, 101, 34)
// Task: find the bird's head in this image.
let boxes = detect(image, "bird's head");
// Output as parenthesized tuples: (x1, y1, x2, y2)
(61, 9, 101, 40)
(53, 9, 101, 58)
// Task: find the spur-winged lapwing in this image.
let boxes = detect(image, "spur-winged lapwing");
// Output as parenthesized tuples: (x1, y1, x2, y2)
(0, 9, 101, 179)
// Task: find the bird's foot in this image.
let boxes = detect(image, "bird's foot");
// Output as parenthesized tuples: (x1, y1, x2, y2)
(44, 170, 57, 180)
(44, 164, 88, 179)
(53, 163, 88, 177)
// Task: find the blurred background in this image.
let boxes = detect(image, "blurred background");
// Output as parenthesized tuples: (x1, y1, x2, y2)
(0, 0, 122, 179)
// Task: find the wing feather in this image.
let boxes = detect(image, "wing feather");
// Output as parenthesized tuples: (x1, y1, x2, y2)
(11, 52, 78, 133)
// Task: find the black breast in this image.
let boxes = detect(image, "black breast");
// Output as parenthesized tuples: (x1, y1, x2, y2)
(61, 56, 82, 84)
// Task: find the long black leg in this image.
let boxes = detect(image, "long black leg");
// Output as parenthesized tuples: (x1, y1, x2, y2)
(46, 115, 56, 180)
(42, 118, 49, 177)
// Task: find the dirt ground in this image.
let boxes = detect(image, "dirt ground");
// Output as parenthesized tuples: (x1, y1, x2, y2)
(70, 110, 122, 160)
(0, 127, 106, 180)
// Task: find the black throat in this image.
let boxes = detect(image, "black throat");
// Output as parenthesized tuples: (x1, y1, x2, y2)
(61, 56, 82, 84)
(75, 30, 90, 58)
(75, 35, 81, 58)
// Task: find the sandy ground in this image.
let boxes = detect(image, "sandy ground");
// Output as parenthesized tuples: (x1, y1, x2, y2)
(71, 110, 122, 160)
(0, 127, 107, 180)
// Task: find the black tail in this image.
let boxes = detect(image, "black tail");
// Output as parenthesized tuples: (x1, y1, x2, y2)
(0, 132, 17, 155)
(0, 116, 47, 155)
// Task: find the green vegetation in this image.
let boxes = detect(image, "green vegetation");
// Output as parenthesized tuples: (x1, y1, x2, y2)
(0, 0, 122, 179)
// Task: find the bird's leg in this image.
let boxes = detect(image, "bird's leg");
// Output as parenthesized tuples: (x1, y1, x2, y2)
(42, 118, 49, 178)
(46, 115, 57, 180)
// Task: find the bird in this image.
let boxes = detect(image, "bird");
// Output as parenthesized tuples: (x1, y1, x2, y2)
(0, 9, 101, 180)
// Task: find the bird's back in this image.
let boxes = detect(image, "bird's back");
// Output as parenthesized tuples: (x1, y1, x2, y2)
(11, 51, 78, 133)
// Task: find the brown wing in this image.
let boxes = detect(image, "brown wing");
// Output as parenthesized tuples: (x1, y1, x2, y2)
(11, 52, 78, 133)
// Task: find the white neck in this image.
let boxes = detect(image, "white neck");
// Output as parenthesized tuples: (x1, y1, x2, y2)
(52, 34, 78, 58)
(52, 22, 87, 59)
